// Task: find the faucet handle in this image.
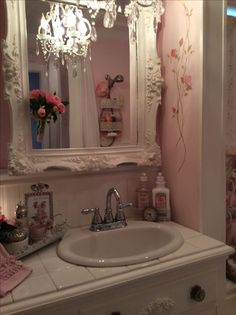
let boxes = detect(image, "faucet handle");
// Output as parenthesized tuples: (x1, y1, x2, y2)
(120, 202, 133, 209)
(81, 208, 103, 225)
(115, 202, 132, 222)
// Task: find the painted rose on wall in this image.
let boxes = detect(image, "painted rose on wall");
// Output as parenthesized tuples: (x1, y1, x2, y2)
(168, 3, 194, 171)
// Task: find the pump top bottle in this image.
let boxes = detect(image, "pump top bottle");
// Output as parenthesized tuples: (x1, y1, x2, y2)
(152, 172, 171, 221)
(136, 172, 150, 210)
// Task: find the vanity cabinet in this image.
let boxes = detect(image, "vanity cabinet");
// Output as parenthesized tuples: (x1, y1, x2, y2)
(12, 255, 227, 315)
(1, 222, 232, 315)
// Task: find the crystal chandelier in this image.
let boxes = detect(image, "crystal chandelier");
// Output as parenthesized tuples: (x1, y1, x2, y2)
(36, 0, 164, 72)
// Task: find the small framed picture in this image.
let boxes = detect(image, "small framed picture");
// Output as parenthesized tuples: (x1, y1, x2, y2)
(25, 192, 53, 225)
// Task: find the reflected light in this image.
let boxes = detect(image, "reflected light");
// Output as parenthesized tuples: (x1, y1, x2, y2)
(227, 6, 236, 18)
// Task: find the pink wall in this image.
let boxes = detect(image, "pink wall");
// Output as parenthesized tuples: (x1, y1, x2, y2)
(0, 1, 11, 169)
(0, 1, 204, 233)
(159, 0, 203, 230)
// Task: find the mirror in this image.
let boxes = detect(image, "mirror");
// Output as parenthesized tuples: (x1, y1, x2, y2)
(2, 0, 163, 175)
(25, 0, 131, 149)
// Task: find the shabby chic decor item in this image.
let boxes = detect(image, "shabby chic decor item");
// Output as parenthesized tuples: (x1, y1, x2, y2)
(2, 0, 164, 174)
(25, 183, 53, 242)
(36, 0, 164, 73)
(3, 224, 66, 260)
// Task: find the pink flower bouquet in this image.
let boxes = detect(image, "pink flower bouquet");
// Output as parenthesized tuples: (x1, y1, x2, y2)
(29, 89, 68, 142)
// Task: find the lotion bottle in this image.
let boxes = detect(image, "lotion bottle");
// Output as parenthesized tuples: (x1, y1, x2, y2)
(136, 172, 150, 210)
(152, 172, 171, 221)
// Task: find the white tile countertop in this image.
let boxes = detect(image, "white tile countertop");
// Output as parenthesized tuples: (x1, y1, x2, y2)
(0, 221, 233, 314)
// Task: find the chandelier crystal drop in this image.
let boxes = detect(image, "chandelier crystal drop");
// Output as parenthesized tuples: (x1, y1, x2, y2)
(36, 0, 164, 74)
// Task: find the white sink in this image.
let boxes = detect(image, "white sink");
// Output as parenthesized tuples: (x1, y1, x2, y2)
(57, 220, 184, 267)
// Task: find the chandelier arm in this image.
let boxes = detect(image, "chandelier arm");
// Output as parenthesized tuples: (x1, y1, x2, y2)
(45, 0, 98, 9)
(44, 0, 161, 9)
(45, 0, 78, 6)
(136, 1, 157, 8)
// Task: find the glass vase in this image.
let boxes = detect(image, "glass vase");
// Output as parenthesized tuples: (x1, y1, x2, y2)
(37, 120, 46, 143)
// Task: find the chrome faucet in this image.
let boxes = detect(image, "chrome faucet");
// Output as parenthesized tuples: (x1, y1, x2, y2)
(81, 187, 132, 232)
(104, 187, 121, 223)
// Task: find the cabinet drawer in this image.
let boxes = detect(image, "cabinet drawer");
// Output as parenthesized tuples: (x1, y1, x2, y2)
(79, 269, 218, 315)
(11, 268, 219, 315)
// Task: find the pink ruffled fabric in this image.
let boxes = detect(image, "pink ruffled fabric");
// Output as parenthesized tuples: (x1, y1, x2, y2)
(0, 244, 32, 297)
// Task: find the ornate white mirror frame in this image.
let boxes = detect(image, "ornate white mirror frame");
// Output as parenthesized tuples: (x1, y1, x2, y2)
(2, 0, 163, 175)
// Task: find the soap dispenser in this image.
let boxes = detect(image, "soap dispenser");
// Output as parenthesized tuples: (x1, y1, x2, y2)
(152, 172, 171, 221)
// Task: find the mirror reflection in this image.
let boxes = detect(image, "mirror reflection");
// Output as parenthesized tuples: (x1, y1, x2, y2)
(25, 0, 133, 149)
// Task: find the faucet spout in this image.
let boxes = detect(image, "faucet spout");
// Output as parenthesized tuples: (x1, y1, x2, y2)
(105, 187, 132, 225)
(106, 187, 122, 210)
(104, 187, 122, 223)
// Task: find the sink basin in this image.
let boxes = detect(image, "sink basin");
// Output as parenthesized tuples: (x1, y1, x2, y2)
(57, 220, 184, 267)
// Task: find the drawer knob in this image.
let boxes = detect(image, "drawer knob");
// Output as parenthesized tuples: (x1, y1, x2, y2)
(190, 285, 206, 302)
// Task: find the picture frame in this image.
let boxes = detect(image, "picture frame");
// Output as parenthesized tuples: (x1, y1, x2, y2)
(24, 192, 53, 225)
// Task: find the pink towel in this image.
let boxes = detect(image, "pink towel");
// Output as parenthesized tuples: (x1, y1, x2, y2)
(0, 244, 32, 297)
